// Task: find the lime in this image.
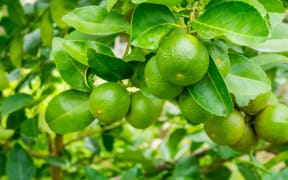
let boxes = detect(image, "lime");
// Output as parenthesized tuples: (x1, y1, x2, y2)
(145, 57, 184, 99)
(89, 82, 130, 123)
(156, 31, 209, 86)
(254, 104, 288, 144)
(126, 91, 156, 129)
(178, 89, 214, 124)
(204, 111, 245, 145)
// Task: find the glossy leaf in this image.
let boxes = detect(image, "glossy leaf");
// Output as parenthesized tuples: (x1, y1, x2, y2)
(123, 47, 146, 62)
(7, 0, 25, 25)
(40, 10, 53, 47)
(51, 38, 91, 92)
(0, 67, 9, 90)
(191, 1, 270, 45)
(50, 0, 73, 28)
(9, 34, 23, 67)
(20, 118, 38, 138)
(87, 49, 134, 81)
(131, 0, 182, 6)
(62, 39, 114, 66)
(172, 156, 200, 178)
(6, 110, 26, 129)
(121, 165, 143, 180)
(62, 6, 129, 35)
(1, 93, 33, 118)
(6, 144, 35, 180)
(205, 165, 231, 180)
(225, 54, 271, 107)
(45, 90, 94, 134)
(131, 3, 177, 49)
(258, 0, 284, 12)
(102, 133, 114, 152)
(84, 167, 108, 180)
(250, 54, 288, 70)
(106, 0, 118, 12)
(188, 60, 233, 117)
(237, 162, 261, 180)
(0, 127, 14, 140)
(167, 128, 186, 159)
(64, 30, 116, 44)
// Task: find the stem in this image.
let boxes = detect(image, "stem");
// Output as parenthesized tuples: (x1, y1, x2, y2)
(50, 134, 63, 180)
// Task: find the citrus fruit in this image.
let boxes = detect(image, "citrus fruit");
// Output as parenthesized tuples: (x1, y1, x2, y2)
(230, 123, 259, 152)
(145, 57, 184, 99)
(156, 31, 209, 86)
(254, 104, 288, 144)
(45, 90, 94, 134)
(178, 89, 214, 124)
(204, 111, 245, 145)
(126, 91, 156, 129)
(240, 91, 271, 115)
(89, 82, 130, 123)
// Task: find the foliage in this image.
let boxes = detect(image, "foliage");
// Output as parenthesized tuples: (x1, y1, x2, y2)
(0, 0, 288, 179)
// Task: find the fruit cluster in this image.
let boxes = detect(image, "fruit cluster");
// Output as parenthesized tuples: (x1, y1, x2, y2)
(46, 29, 288, 153)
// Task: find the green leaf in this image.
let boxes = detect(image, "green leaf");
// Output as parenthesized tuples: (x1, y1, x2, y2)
(84, 167, 108, 180)
(173, 156, 200, 178)
(106, 0, 118, 12)
(102, 133, 114, 152)
(0, 149, 6, 176)
(9, 34, 23, 67)
(0, 67, 9, 90)
(237, 162, 261, 180)
(205, 165, 231, 180)
(131, 3, 177, 50)
(121, 165, 143, 180)
(258, 0, 284, 12)
(52, 38, 91, 92)
(62, 6, 129, 35)
(64, 30, 116, 44)
(85, 137, 101, 155)
(131, 0, 182, 6)
(62, 39, 114, 66)
(225, 54, 271, 107)
(50, 0, 76, 28)
(188, 60, 233, 117)
(7, 0, 25, 25)
(167, 128, 186, 159)
(6, 144, 35, 180)
(264, 151, 288, 169)
(20, 118, 38, 138)
(87, 49, 134, 81)
(0, 127, 14, 140)
(191, 1, 270, 45)
(250, 54, 288, 70)
(1, 93, 33, 118)
(45, 90, 94, 134)
(40, 10, 53, 47)
(45, 156, 68, 167)
(6, 110, 26, 129)
(123, 47, 146, 62)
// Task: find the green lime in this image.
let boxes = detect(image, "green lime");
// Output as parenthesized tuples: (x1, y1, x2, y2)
(254, 104, 288, 144)
(204, 111, 245, 145)
(156, 31, 209, 86)
(145, 57, 184, 99)
(178, 89, 214, 124)
(230, 123, 259, 152)
(89, 82, 130, 123)
(241, 91, 271, 115)
(126, 91, 156, 129)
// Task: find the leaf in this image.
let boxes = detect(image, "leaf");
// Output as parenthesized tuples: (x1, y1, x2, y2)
(7, 0, 25, 25)
(45, 90, 94, 134)
(167, 128, 186, 159)
(264, 151, 288, 169)
(237, 162, 261, 180)
(20, 118, 38, 138)
(205, 165, 231, 180)
(225, 54, 271, 107)
(87, 48, 134, 81)
(23, 29, 41, 55)
(102, 133, 114, 152)
(45, 156, 68, 167)
(84, 167, 108, 180)
(1, 93, 33, 118)
(131, 3, 177, 50)
(64, 30, 116, 44)
(0, 149, 6, 176)
(50, 0, 75, 28)
(131, 0, 182, 6)
(52, 38, 91, 92)
(62, 6, 129, 35)
(258, 0, 284, 12)
(191, 1, 270, 45)
(188, 60, 233, 117)
(6, 110, 26, 129)
(40, 10, 53, 47)
(0, 67, 9, 90)
(172, 156, 200, 178)
(9, 34, 23, 67)
(106, 0, 118, 12)
(0, 127, 14, 140)
(6, 144, 35, 180)
(84, 137, 101, 155)
(250, 54, 288, 70)
(121, 165, 143, 180)
(123, 47, 146, 62)
(62, 39, 114, 66)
